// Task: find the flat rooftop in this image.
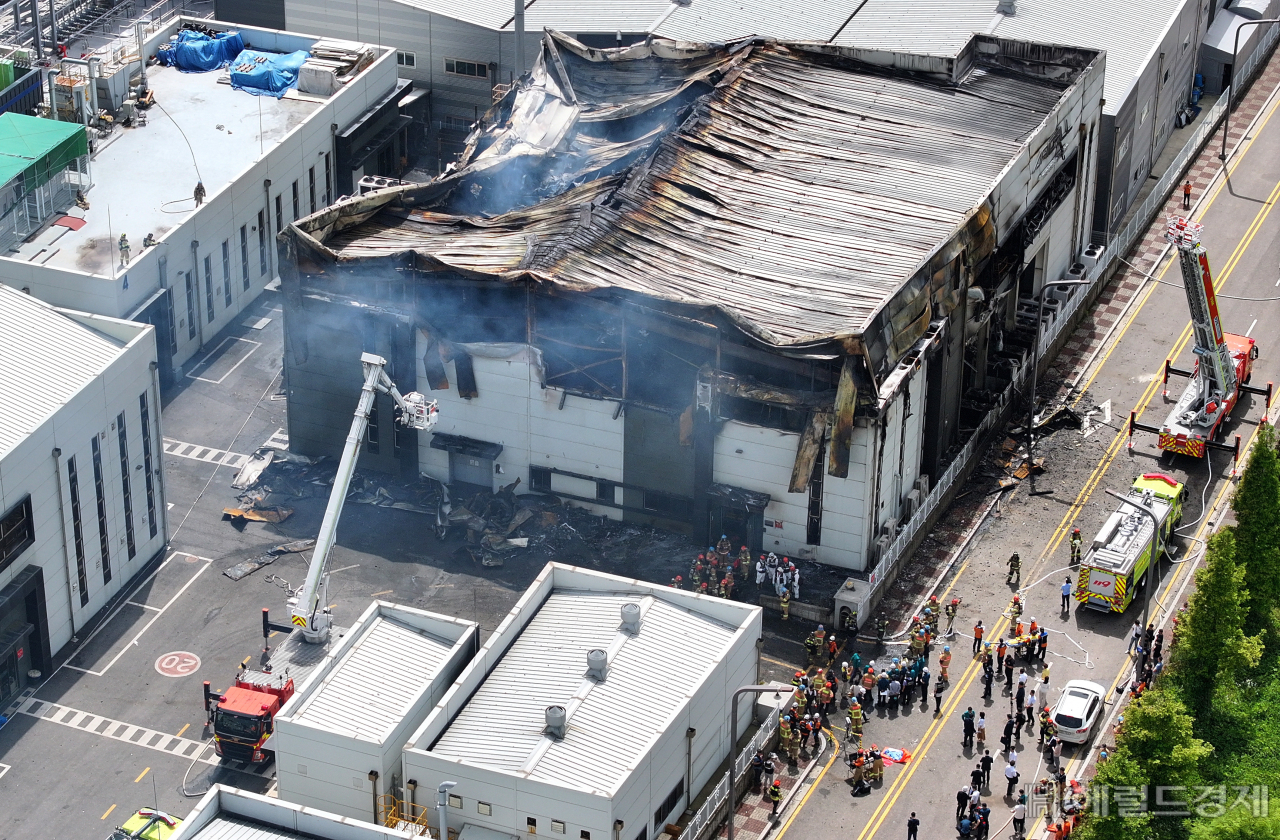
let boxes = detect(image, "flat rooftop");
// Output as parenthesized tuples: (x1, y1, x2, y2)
(428, 590, 739, 793)
(285, 610, 463, 743)
(7, 60, 317, 274)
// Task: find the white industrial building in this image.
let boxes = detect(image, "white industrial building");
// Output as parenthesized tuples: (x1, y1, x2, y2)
(0, 283, 164, 711)
(0, 15, 406, 391)
(273, 601, 479, 823)
(400, 563, 762, 840)
(280, 32, 1104, 571)
(170, 785, 418, 840)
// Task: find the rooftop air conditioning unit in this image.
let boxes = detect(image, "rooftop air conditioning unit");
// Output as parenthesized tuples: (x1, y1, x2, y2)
(915, 474, 930, 496)
(1081, 244, 1106, 271)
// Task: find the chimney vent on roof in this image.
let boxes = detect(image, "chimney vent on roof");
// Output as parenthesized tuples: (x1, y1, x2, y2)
(621, 602, 641, 635)
(587, 648, 608, 682)
(545, 705, 567, 740)
(996, 0, 1016, 13)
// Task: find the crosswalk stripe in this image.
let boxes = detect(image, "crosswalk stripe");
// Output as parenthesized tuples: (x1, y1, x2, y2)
(17, 698, 275, 778)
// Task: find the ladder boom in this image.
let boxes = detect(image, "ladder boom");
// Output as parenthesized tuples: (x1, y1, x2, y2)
(290, 352, 438, 642)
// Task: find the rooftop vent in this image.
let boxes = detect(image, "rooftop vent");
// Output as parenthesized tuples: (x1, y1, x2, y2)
(621, 602, 641, 635)
(996, 0, 1016, 13)
(586, 648, 608, 682)
(545, 705, 567, 740)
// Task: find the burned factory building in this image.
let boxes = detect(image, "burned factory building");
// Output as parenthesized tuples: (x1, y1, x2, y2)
(278, 32, 1104, 571)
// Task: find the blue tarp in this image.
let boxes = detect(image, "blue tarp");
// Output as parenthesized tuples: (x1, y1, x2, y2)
(156, 30, 245, 72)
(229, 49, 310, 98)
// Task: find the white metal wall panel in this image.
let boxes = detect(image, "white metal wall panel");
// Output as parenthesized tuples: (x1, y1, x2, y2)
(415, 343, 624, 516)
(712, 421, 809, 558)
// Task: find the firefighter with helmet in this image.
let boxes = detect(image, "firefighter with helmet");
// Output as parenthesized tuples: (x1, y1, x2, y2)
(876, 613, 889, 647)
(1070, 527, 1083, 565)
(1007, 552, 1022, 584)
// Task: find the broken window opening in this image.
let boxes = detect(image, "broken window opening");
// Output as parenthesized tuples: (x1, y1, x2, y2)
(807, 436, 825, 546)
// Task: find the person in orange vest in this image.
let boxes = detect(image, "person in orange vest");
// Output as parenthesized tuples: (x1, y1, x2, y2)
(972, 621, 985, 655)
(939, 646, 953, 684)
(996, 639, 1008, 672)
(1028, 617, 1039, 637)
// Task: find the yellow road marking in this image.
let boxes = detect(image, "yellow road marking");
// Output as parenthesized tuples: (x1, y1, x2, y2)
(371, 589, 395, 597)
(134, 767, 150, 783)
(774, 729, 842, 839)
(175, 723, 189, 738)
(268, 631, 279, 638)
(240, 656, 251, 668)
(101, 804, 117, 821)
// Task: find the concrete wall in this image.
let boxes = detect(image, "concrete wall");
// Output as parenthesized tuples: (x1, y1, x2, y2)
(0, 313, 162, 658)
(171, 785, 418, 840)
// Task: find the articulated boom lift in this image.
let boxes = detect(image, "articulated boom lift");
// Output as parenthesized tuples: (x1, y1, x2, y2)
(290, 352, 438, 642)
(204, 353, 437, 765)
(1129, 217, 1270, 459)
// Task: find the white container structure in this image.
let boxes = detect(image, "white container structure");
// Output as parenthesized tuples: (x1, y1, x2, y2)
(403, 563, 763, 840)
(273, 601, 479, 822)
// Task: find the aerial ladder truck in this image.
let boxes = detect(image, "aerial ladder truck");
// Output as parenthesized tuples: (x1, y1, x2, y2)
(204, 353, 438, 764)
(1129, 217, 1270, 459)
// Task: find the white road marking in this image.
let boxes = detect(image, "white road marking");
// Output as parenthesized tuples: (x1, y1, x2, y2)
(14, 699, 270, 777)
(1246, 318, 1257, 337)
(264, 428, 289, 450)
(163, 437, 249, 469)
(60, 552, 214, 678)
(185, 337, 261, 385)
(0, 762, 9, 780)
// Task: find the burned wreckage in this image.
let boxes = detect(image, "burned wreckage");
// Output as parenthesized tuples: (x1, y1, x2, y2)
(278, 31, 1103, 571)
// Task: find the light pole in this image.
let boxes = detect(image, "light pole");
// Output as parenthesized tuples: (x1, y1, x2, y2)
(1025, 279, 1093, 495)
(1104, 488, 1159, 638)
(727, 685, 786, 840)
(437, 781, 457, 840)
(1220, 18, 1280, 161)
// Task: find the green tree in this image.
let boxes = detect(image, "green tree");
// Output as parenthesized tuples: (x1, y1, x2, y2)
(1074, 750, 1155, 840)
(1232, 423, 1280, 642)
(1169, 531, 1262, 716)
(1189, 809, 1280, 840)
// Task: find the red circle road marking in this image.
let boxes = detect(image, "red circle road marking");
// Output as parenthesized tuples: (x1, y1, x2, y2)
(155, 651, 202, 677)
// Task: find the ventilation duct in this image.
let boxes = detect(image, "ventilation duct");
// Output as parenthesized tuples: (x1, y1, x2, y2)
(621, 603, 641, 635)
(545, 705, 567, 740)
(587, 648, 608, 682)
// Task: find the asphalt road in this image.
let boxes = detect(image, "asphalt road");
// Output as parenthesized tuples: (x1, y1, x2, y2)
(773, 74, 1280, 840)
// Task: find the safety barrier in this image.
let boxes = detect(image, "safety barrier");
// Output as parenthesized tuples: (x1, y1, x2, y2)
(685, 712, 780, 840)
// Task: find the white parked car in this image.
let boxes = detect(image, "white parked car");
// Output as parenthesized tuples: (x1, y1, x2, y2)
(1051, 679, 1107, 744)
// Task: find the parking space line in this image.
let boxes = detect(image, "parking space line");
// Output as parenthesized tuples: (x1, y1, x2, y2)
(56, 552, 214, 679)
(184, 337, 262, 385)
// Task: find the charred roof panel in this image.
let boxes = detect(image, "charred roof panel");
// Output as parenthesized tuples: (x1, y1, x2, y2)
(287, 32, 1099, 376)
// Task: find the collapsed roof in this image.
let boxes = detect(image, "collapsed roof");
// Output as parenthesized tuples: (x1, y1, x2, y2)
(283, 31, 1099, 378)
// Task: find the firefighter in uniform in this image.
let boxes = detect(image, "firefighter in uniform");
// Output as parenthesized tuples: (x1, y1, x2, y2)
(671, 575, 683, 589)
(1007, 552, 1022, 584)
(847, 702, 863, 740)
(876, 613, 890, 647)
(769, 779, 783, 815)
(722, 575, 734, 600)
(691, 556, 704, 586)
(780, 589, 791, 620)
(1070, 528, 1083, 565)
(738, 546, 751, 581)
(805, 632, 821, 665)
(939, 646, 953, 684)
(849, 747, 866, 785)
(868, 744, 885, 781)
(716, 535, 732, 563)
(945, 598, 960, 635)
(818, 680, 835, 718)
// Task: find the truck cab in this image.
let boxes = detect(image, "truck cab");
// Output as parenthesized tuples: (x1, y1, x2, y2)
(208, 626, 336, 764)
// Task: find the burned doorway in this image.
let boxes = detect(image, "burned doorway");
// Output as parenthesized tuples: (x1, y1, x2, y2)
(706, 484, 771, 558)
